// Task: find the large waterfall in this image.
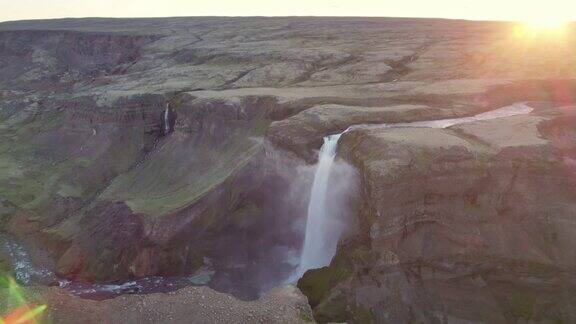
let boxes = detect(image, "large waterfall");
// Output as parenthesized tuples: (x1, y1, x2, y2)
(291, 102, 533, 281)
(297, 133, 344, 274)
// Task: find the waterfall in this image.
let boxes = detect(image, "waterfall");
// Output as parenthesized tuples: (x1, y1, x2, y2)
(164, 105, 171, 134)
(289, 102, 534, 282)
(294, 133, 345, 278)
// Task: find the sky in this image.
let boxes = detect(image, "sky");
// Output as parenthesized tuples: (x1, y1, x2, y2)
(1, 0, 575, 23)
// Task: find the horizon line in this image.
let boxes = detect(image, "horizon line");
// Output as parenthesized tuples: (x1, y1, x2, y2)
(3, 15, 573, 25)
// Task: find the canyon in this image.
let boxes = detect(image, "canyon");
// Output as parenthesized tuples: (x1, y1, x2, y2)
(1, 17, 576, 323)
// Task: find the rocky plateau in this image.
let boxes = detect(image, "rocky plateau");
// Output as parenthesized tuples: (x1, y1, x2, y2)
(1, 17, 576, 323)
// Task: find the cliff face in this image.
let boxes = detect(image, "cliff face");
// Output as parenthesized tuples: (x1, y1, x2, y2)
(2, 89, 306, 297)
(299, 105, 576, 323)
(1, 17, 576, 322)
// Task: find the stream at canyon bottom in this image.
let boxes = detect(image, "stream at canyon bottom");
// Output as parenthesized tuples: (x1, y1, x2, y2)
(0, 234, 214, 300)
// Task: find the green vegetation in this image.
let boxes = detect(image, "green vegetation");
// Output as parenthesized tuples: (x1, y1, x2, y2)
(507, 294, 536, 321)
(298, 308, 315, 323)
(298, 265, 350, 308)
(350, 303, 375, 324)
(313, 293, 374, 324)
(0, 104, 155, 225)
(231, 202, 263, 229)
(313, 293, 350, 323)
(102, 137, 263, 217)
(102, 119, 269, 218)
(297, 252, 352, 308)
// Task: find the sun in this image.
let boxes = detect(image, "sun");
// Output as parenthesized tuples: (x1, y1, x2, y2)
(524, 14, 569, 29)
(511, 1, 572, 39)
(514, 15, 570, 39)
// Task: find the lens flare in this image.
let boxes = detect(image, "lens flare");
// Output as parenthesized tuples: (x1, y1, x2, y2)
(0, 276, 47, 324)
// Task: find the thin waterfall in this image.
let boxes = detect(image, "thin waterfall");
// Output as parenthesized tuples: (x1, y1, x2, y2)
(299, 134, 343, 272)
(164, 105, 171, 135)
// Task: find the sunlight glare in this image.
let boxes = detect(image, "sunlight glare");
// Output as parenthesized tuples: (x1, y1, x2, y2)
(514, 17, 569, 39)
(524, 16, 569, 30)
(513, 2, 571, 38)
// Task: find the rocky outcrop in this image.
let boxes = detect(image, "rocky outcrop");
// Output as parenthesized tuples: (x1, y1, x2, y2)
(267, 104, 458, 162)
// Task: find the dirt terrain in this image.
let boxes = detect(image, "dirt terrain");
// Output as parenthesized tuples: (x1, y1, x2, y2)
(0, 284, 314, 323)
